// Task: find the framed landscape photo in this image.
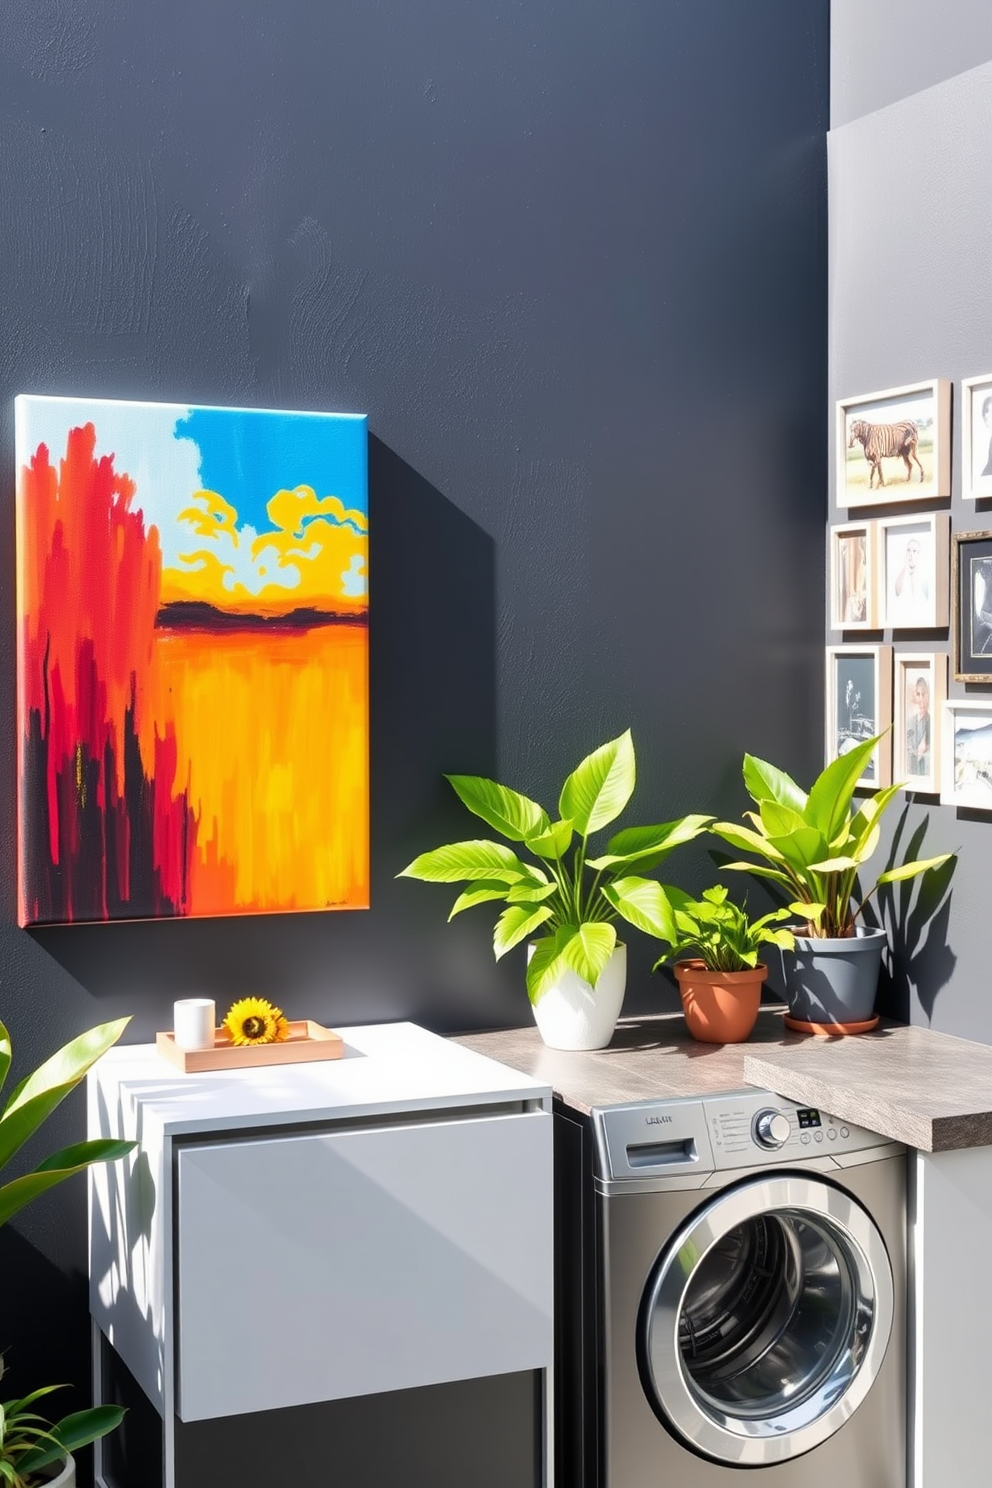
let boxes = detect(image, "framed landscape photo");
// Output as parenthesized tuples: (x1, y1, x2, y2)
(940, 700, 992, 809)
(836, 379, 951, 509)
(830, 521, 878, 630)
(961, 373, 992, 501)
(952, 529, 992, 682)
(825, 645, 892, 788)
(894, 653, 946, 794)
(878, 512, 949, 630)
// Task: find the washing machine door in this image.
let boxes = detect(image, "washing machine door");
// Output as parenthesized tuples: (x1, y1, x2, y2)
(639, 1172, 894, 1467)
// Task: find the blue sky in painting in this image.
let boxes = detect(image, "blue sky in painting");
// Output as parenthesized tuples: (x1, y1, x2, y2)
(175, 406, 368, 529)
(16, 396, 368, 576)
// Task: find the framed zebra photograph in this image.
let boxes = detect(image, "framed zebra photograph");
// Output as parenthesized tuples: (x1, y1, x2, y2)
(825, 644, 892, 789)
(878, 512, 949, 631)
(830, 521, 879, 630)
(836, 379, 951, 510)
(961, 373, 992, 500)
(951, 529, 992, 682)
(940, 700, 992, 810)
(894, 652, 946, 795)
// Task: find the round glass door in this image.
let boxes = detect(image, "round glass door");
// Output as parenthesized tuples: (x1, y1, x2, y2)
(639, 1174, 893, 1467)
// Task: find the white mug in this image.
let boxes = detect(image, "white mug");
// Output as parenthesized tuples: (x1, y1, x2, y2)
(173, 998, 216, 1051)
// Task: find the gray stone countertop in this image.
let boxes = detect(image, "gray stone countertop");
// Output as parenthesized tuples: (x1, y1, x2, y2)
(454, 1010, 992, 1152)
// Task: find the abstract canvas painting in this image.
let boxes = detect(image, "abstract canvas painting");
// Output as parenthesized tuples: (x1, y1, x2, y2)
(16, 395, 369, 925)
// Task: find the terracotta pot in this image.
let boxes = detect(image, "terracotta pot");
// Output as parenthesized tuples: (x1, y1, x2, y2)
(673, 960, 767, 1043)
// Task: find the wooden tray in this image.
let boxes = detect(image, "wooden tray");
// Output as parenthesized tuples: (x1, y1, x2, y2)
(156, 1020, 345, 1072)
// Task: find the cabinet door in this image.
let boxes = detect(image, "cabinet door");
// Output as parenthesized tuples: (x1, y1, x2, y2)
(175, 1109, 552, 1421)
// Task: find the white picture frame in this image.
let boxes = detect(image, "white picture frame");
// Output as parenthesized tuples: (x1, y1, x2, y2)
(829, 521, 879, 630)
(878, 512, 949, 630)
(825, 644, 892, 788)
(894, 653, 946, 794)
(940, 700, 992, 810)
(961, 373, 992, 501)
(836, 379, 951, 510)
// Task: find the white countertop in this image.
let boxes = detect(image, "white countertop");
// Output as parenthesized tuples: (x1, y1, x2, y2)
(91, 1020, 551, 1136)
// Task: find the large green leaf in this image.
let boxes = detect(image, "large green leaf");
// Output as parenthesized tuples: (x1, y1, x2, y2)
(0, 1018, 131, 1176)
(0, 1023, 9, 1100)
(805, 736, 880, 837)
(710, 821, 786, 862)
(719, 860, 795, 889)
(559, 922, 618, 986)
(587, 814, 713, 874)
(763, 825, 828, 875)
(525, 923, 618, 1003)
(558, 730, 635, 837)
(0, 1145, 133, 1228)
(397, 840, 533, 885)
(526, 819, 574, 859)
(447, 881, 514, 919)
(876, 854, 951, 886)
(603, 878, 678, 942)
(758, 800, 807, 839)
(445, 775, 549, 843)
(742, 754, 807, 813)
(505, 881, 559, 906)
(493, 905, 554, 960)
(18, 1405, 127, 1474)
(806, 855, 860, 873)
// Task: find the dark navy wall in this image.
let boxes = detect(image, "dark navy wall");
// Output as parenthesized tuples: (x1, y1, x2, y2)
(0, 0, 829, 1448)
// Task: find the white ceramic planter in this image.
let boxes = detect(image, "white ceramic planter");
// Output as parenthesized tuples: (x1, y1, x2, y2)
(43, 1455, 75, 1487)
(528, 942, 627, 1050)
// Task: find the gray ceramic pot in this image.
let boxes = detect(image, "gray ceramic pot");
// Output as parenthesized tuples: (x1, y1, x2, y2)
(781, 927, 887, 1025)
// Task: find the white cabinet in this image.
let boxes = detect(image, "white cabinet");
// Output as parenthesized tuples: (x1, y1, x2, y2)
(176, 1110, 552, 1420)
(88, 1022, 554, 1488)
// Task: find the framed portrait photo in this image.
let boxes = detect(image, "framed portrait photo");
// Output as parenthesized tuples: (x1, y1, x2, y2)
(878, 512, 949, 630)
(961, 373, 992, 501)
(830, 521, 878, 630)
(825, 645, 892, 788)
(952, 529, 992, 682)
(836, 379, 951, 510)
(940, 700, 992, 809)
(894, 653, 946, 794)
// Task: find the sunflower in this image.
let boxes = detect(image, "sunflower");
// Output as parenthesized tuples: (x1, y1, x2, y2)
(223, 997, 290, 1046)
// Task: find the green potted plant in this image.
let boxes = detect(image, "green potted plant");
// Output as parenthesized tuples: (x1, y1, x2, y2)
(612, 882, 795, 1043)
(399, 730, 712, 1049)
(1, 1016, 136, 1486)
(710, 734, 951, 1029)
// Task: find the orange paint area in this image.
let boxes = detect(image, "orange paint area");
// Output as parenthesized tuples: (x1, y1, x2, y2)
(144, 625, 369, 914)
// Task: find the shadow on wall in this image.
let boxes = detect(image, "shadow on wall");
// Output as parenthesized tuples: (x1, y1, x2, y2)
(872, 806, 957, 1024)
(27, 436, 500, 1037)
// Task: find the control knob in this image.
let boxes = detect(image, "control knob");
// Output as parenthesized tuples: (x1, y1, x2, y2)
(753, 1109, 791, 1149)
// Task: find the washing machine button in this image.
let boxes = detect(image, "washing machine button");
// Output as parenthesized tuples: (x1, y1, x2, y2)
(840, 1126, 850, 1137)
(814, 1131, 824, 1143)
(800, 1132, 811, 1145)
(753, 1109, 791, 1149)
(828, 1127, 837, 1140)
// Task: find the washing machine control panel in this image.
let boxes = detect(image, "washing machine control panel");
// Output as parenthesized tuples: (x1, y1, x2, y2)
(592, 1091, 900, 1183)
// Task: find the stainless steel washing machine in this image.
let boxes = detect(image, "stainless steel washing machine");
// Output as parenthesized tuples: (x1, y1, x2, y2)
(554, 1088, 906, 1487)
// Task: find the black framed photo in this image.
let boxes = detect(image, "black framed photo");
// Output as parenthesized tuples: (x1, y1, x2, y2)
(952, 530, 992, 682)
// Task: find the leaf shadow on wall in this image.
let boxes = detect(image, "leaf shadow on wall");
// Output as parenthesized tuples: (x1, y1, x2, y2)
(869, 807, 956, 1024)
(28, 436, 499, 1036)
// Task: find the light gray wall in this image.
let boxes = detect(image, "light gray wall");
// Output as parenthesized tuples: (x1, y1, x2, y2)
(831, 0, 992, 126)
(830, 38, 992, 1040)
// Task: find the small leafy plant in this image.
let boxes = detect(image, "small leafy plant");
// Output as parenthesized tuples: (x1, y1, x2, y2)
(647, 885, 796, 972)
(0, 1017, 137, 1483)
(0, 1364, 125, 1488)
(399, 730, 712, 1002)
(709, 734, 951, 938)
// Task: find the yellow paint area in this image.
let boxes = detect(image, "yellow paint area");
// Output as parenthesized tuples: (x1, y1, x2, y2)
(161, 485, 368, 617)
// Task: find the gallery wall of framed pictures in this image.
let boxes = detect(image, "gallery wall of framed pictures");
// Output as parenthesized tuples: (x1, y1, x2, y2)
(830, 375, 992, 810)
